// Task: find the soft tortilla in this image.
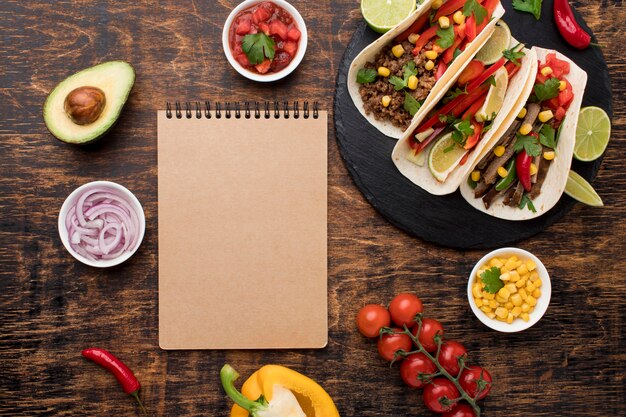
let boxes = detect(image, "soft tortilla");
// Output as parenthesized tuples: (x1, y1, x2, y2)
(347, 1, 505, 139)
(459, 47, 588, 220)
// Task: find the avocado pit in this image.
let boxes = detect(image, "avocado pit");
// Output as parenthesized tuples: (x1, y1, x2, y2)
(64, 86, 106, 125)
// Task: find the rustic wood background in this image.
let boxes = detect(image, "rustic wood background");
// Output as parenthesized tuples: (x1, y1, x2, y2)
(1, 0, 624, 416)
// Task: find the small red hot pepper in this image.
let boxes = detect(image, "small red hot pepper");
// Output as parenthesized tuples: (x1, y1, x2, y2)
(516, 150, 533, 192)
(82, 348, 146, 414)
(553, 0, 591, 49)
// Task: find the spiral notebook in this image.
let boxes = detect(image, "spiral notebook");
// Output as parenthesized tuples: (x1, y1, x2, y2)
(158, 101, 328, 350)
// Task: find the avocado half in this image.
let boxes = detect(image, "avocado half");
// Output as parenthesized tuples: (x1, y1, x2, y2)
(43, 61, 135, 145)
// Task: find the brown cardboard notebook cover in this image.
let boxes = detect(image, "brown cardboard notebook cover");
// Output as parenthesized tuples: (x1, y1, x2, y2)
(158, 106, 328, 349)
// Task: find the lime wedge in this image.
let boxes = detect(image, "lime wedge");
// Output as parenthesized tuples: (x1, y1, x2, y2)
(428, 132, 467, 182)
(476, 67, 509, 122)
(565, 170, 604, 207)
(361, 0, 417, 34)
(475, 20, 511, 65)
(574, 106, 611, 162)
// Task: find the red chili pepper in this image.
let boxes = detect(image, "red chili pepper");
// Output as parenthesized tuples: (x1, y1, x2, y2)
(395, 13, 429, 43)
(82, 348, 147, 414)
(553, 0, 591, 49)
(516, 151, 533, 192)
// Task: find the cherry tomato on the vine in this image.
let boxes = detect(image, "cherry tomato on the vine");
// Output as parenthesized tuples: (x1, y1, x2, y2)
(423, 378, 459, 413)
(459, 366, 492, 400)
(377, 328, 412, 362)
(439, 341, 468, 377)
(399, 352, 437, 388)
(413, 317, 444, 352)
(442, 403, 477, 417)
(388, 293, 423, 327)
(356, 304, 391, 338)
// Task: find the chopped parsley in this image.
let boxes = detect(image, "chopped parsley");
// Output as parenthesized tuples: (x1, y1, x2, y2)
(463, 0, 488, 24)
(512, 0, 543, 20)
(519, 193, 538, 212)
(514, 133, 542, 157)
(451, 119, 475, 147)
(481, 267, 504, 294)
(503, 45, 526, 66)
(442, 87, 467, 104)
(436, 25, 455, 49)
(389, 62, 418, 90)
(539, 124, 556, 149)
(242, 33, 275, 65)
(532, 78, 561, 102)
(356, 68, 377, 84)
(404, 93, 422, 116)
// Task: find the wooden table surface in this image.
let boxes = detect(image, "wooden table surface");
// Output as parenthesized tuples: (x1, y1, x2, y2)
(1, 1, 624, 416)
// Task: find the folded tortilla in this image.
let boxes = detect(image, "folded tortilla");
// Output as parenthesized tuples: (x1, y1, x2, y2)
(459, 47, 588, 220)
(348, 0, 505, 139)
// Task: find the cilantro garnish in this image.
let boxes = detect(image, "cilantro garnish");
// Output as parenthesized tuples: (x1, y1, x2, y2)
(503, 45, 525, 66)
(481, 267, 504, 294)
(452, 119, 475, 146)
(442, 87, 467, 104)
(539, 124, 556, 149)
(389, 62, 418, 90)
(242, 33, 276, 65)
(514, 133, 542, 157)
(436, 25, 455, 49)
(357, 68, 377, 84)
(463, 0, 488, 24)
(532, 78, 561, 102)
(452, 48, 463, 62)
(486, 75, 496, 87)
(404, 93, 422, 116)
(512, 0, 543, 20)
(389, 76, 407, 90)
(519, 193, 537, 212)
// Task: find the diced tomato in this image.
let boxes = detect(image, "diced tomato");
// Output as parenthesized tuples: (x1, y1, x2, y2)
(464, 122, 483, 150)
(235, 16, 252, 35)
(271, 52, 291, 72)
(395, 13, 429, 43)
(559, 83, 574, 108)
(235, 53, 251, 68)
(252, 6, 271, 24)
(269, 20, 288, 40)
(545, 97, 560, 111)
(283, 41, 297, 57)
(412, 25, 439, 55)
(255, 59, 272, 74)
(287, 27, 301, 42)
(535, 71, 548, 85)
(458, 60, 485, 85)
(546, 53, 570, 77)
(258, 22, 270, 35)
(465, 15, 477, 42)
(555, 106, 567, 121)
(435, 61, 447, 81)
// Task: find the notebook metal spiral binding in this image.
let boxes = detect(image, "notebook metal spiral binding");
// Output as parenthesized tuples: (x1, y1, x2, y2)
(165, 101, 318, 120)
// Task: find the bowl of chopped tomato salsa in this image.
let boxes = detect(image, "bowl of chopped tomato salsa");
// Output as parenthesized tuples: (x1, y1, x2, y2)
(223, 0, 307, 82)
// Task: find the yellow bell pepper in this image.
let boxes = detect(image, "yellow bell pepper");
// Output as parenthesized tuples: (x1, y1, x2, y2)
(221, 364, 340, 417)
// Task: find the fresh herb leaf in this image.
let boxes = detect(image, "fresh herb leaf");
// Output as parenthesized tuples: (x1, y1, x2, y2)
(389, 76, 407, 90)
(389, 62, 419, 90)
(404, 93, 421, 116)
(436, 25, 455, 49)
(452, 119, 474, 146)
(503, 45, 525, 66)
(483, 119, 495, 133)
(356, 68, 377, 84)
(481, 267, 504, 294)
(539, 124, 556, 149)
(519, 193, 537, 212)
(533, 78, 561, 102)
(514, 134, 542, 157)
(512, 0, 543, 20)
(452, 48, 463, 62)
(442, 87, 467, 104)
(468, 175, 478, 189)
(443, 143, 456, 153)
(486, 75, 496, 87)
(463, 0, 488, 24)
(404, 61, 417, 78)
(242, 33, 276, 65)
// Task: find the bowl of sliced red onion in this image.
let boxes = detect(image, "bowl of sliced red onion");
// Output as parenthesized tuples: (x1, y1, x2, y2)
(58, 181, 145, 267)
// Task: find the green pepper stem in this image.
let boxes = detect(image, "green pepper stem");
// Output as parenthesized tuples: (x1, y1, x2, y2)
(130, 391, 147, 415)
(220, 364, 267, 416)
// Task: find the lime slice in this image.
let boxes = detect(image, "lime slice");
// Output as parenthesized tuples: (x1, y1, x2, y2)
(574, 106, 611, 162)
(361, 0, 417, 34)
(428, 132, 468, 182)
(475, 67, 509, 122)
(475, 20, 511, 65)
(565, 170, 604, 207)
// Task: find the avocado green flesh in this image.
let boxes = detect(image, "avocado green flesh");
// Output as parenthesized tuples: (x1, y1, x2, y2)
(43, 61, 135, 144)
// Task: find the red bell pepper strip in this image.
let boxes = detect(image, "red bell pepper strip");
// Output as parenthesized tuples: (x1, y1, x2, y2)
(442, 35, 465, 64)
(454, 22, 467, 39)
(464, 122, 484, 150)
(412, 25, 439, 55)
(465, 15, 477, 42)
(396, 13, 429, 42)
(505, 61, 521, 78)
(467, 57, 506, 91)
(435, 60, 448, 81)
(516, 151, 533, 192)
(434, 0, 468, 21)
(476, 0, 499, 33)
(462, 92, 488, 120)
(459, 151, 471, 166)
(452, 83, 490, 117)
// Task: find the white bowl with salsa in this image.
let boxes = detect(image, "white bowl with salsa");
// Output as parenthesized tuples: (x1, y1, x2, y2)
(222, 0, 307, 82)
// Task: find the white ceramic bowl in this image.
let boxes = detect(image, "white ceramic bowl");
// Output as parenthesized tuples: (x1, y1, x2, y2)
(222, 0, 308, 82)
(467, 248, 551, 333)
(58, 181, 146, 268)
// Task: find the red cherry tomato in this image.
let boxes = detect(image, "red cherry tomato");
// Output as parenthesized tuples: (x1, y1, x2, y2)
(388, 294, 423, 328)
(400, 353, 437, 388)
(459, 366, 492, 400)
(412, 317, 444, 352)
(443, 403, 477, 417)
(356, 304, 391, 338)
(377, 328, 412, 362)
(439, 341, 468, 376)
(423, 378, 460, 413)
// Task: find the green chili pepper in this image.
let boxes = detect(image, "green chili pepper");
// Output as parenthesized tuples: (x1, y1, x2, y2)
(495, 159, 517, 191)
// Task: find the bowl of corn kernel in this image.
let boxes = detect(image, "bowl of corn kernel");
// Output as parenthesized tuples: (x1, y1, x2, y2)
(468, 248, 551, 332)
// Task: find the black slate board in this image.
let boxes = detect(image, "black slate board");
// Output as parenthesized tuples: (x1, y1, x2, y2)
(334, 0, 613, 249)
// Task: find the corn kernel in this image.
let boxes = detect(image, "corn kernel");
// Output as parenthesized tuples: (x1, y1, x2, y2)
(519, 288, 528, 300)
(472, 284, 482, 298)
(541, 66, 553, 76)
(526, 260, 537, 271)
(381, 96, 391, 107)
(487, 312, 496, 319)
(506, 313, 514, 324)
(504, 259, 517, 271)
(508, 271, 520, 283)
(514, 260, 523, 268)
(529, 306, 535, 314)
(517, 107, 527, 119)
(496, 316, 507, 322)
(496, 295, 507, 304)
(432, 0, 443, 9)
(521, 303, 530, 312)
(468, 171, 481, 183)
(526, 283, 536, 293)
(505, 283, 517, 294)
(425, 60, 435, 71)
(533, 288, 542, 298)
(530, 163, 538, 176)
(408, 33, 420, 44)
(438, 16, 450, 29)
(497, 167, 508, 178)
(499, 272, 510, 282)
(534, 278, 542, 288)
(484, 292, 495, 300)
(527, 296, 537, 307)
(511, 294, 523, 306)
(512, 306, 522, 316)
(408, 75, 418, 90)
(480, 305, 492, 314)
(543, 151, 555, 160)
(493, 145, 506, 157)
(489, 257, 503, 268)
(425, 50, 438, 60)
(521, 313, 530, 322)
(515, 278, 526, 288)
(530, 270, 539, 281)
(377, 66, 391, 77)
(559, 80, 567, 91)
(538, 110, 554, 123)
(392, 44, 405, 58)
(495, 307, 508, 319)
(475, 298, 483, 307)
(505, 302, 514, 310)
(489, 300, 498, 309)
(500, 266, 509, 273)
(482, 298, 490, 306)
(519, 123, 533, 136)
(453, 10, 466, 25)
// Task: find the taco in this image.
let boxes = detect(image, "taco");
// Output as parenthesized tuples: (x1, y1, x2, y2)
(391, 34, 538, 195)
(459, 47, 588, 220)
(348, 0, 505, 138)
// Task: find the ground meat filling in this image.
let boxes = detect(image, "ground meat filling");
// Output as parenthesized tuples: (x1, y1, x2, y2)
(359, 40, 438, 131)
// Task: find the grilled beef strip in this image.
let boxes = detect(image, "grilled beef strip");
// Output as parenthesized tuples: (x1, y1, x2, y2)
(483, 180, 515, 209)
(522, 103, 541, 127)
(530, 154, 552, 199)
(474, 180, 491, 198)
(475, 120, 522, 170)
(483, 143, 517, 185)
(509, 181, 525, 207)
(502, 181, 519, 206)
